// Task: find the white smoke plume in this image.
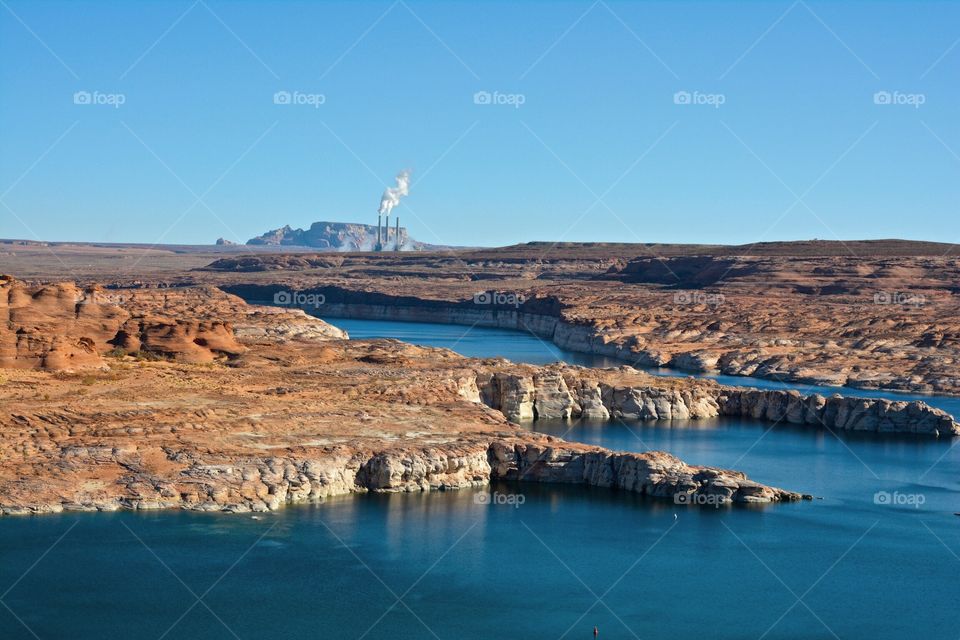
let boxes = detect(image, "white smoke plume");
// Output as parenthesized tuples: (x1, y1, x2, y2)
(378, 169, 411, 217)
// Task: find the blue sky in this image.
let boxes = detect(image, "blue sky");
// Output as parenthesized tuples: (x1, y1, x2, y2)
(1, 0, 958, 247)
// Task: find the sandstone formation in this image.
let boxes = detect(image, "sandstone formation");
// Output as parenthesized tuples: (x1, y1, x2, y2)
(473, 365, 960, 437)
(489, 442, 791, 504)
(717, 388, 957, 436)
(3, 262, 957, 516)
(194, 243, 960, 396)
(0, 282, 810, 516)
(0, 276, 345, 370)
(0, 277, 125, 370)
(5, 239, 958, 396)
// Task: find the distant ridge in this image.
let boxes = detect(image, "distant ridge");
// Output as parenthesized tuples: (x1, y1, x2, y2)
(243, 221, 440, 251)
(474, 239, 960, 259)
(2, 237, 955, 258)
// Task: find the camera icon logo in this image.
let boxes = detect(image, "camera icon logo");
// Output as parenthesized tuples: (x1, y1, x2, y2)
(673, 91, 691, 105)
(873, 491, 891, 505)
(73, 91, 92, 105)
(473, 91, 492, 105)
(273, 91, 291, 105)
(473, 291, 492, 304)
(273, 291, 292, 304)
(873, 91, 892, 105)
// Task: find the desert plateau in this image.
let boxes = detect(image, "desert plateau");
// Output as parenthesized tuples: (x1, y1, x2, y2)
(2, 240, 959, 516)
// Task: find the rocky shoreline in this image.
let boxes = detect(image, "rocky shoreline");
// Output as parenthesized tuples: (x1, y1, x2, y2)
(1, 437, 804, 516)
(472, 366, 960, 436)
(3, 278, 954, 518)
(221, 282, 960, 397)
(215, 287, 958, 437)
(0, 279, 813, 517)
(8, 241, 960, 395)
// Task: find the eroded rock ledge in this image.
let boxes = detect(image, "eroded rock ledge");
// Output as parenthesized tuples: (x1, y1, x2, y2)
(0, 280, 809, 516)
(216, 279, 960, 397)
(473, 366, 960, 437)
(9, 279, 948, 517)
(1, 436, 803, 516)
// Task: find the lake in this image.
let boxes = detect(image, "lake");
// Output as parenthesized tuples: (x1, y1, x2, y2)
(2, 317, 957, 639)
(328, 316, 960, 415)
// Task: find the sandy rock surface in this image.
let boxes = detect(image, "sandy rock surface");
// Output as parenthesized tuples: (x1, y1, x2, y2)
(186, 246, 960, 396)
(0, 276, 344, 370)
(0, 280, 812, 515)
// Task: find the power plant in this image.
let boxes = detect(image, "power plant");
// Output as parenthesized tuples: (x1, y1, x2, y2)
(375, 214, 404, 252)
(375, 170, 411, 252)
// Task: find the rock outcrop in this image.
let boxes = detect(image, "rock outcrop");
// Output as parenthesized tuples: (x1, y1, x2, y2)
(0, 285, 811, 516)
(202, 243, 960, 396)
(0, 278, 344, 370)
(243, 221, 434, 251)
(489, 441, 795, 503)
(0, 278, 124, 370)
(475, 365, 960, 437)
(0, 436, 804, 516)
(717, 388, 958, 436)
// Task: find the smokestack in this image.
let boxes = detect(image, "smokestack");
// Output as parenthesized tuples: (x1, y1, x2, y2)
(395, 217, 400, 251)
(376, 170, 411, 252)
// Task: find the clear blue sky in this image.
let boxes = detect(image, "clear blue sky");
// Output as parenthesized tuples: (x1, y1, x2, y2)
(1, 0, 958, 247)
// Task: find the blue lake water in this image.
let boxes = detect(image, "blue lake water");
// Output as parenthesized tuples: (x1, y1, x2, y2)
(327, 316, 960, 416)
(2, 317, 958, 639)
(326, 316, 627, 368)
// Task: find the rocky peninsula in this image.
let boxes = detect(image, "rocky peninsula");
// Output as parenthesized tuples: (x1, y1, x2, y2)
(0, 278, 820, 515)
(474, 366, 959, 436)
(4, 274, 959, 516)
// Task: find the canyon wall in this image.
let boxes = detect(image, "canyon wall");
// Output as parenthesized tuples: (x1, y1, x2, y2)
(218, 285, 958, 437)
(218, 280, 960, 395)
(472, 368, 960, 437)
(1, 436, 803, 517)
(220, 284, 643, 358)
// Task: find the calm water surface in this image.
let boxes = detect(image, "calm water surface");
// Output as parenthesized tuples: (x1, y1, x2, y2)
(2, 318, 957, 639)
(327, 316, 960, 415)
